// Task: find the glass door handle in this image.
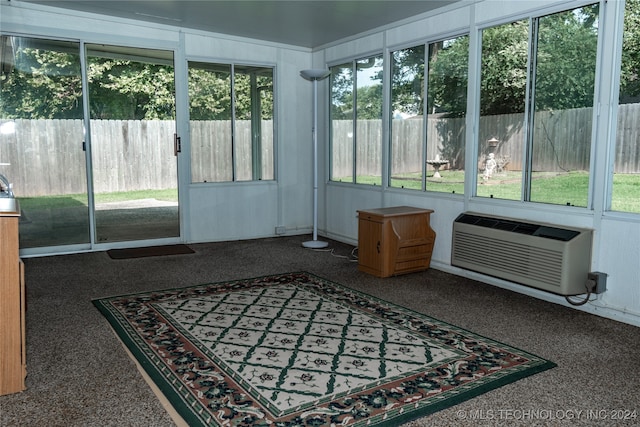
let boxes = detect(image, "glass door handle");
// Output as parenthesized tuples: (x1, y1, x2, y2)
(174, 133, 181, 156)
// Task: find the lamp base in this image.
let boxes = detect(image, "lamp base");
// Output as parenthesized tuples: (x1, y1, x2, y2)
(302, 240, 329, 249)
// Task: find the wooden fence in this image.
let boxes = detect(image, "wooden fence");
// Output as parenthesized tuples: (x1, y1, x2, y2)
(1, 104, 638, 196)
(190, 120, 274, 183)
(614, 103, 640, 173)
(0, 119, 273, 196)
(332, 107, 598, 177)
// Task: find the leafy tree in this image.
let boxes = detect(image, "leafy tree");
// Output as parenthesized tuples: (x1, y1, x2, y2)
(391, 5, 600, 118)
(620, 0, 640, 103)
(233, 72, 274, 120)
(1, 2, 637, 120)
(390, 45, 425, 117)
(87, 58, 175, 120)
(188, 67, 232, 120)
(479, 20, 530, 115)
(330, 64, 354, 120)
(1, 39, 272, 121)
(428, 37, 469, 117)
(330, 57, 384, 120)
(535, 4, 599, 111)
(0, 47, 84, 119)
(355, 84, 383, 119)
(188, 65, 273, 121)
(422, 5, 598, 117)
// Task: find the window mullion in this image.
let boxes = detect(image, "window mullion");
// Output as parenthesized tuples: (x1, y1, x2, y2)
(230, 64, 237, 181)
(250, 72, 262, 180)
(523, 17, 539, 202)
(422, 44, 429, 192)
(352, 61, 357, 184)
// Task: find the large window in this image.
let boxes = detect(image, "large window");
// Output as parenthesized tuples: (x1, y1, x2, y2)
(390, 35, 468, 193)
(477, 4, 599, 207)
(612, 0, 640, 214)
(330, 54, 383, 185)
(188, 62, 274, 183)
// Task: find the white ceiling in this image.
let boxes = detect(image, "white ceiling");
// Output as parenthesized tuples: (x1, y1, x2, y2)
(21, 0, 462, 48)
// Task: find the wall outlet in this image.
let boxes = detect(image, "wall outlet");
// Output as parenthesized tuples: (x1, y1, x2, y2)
(587, 272, 607, 294)
(275, 226, 286, 235)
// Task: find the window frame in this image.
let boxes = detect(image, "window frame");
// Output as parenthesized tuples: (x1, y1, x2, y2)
(388, 33, 470, 195)
(472, 2, 602, 209)
(609, 0, 640, 215)
(187, 60, 275, 184)
(329, 53, 384, 186)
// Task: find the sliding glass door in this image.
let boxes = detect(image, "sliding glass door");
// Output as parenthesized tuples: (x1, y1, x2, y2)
(0, 36, 90, 248)
(86, 44, 179, 243)
(1, 35, 180, 249)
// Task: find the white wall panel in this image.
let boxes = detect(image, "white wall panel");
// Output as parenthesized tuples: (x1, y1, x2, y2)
(185, 33, 279, 62)
(277, 49, 318, 234)
(474, 0, 562, 25)
(188, 183, 279, 242)
(385, 7, 471, 47)
(325, 185, 384, 244)
(595, 218, 640, 322)
(324, 33, 384, 64)
(1, 2, 179, 47)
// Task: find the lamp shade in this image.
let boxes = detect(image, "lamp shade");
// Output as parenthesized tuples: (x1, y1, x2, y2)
(300, 69, 330, 81)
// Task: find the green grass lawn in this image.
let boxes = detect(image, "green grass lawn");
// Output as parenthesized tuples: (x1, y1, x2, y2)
(342, 171, 640, 213)
(611, 174, 640, 212)
(15, 173, 640, 214)
(18, 189, 178, 210)
(476, 171, 591, 207)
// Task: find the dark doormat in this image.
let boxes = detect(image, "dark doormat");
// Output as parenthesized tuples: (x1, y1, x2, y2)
(107, 244, 195, 260)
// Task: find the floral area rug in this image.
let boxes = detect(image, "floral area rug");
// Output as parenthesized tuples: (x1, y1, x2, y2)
(92, 272, 555, 426)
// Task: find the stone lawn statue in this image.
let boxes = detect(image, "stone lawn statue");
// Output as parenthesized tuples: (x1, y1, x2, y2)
(483, 152, 497, 180)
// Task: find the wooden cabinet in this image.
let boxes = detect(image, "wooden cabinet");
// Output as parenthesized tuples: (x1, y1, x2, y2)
(358, 206, 436, 278)
(1, 201, 26, 396)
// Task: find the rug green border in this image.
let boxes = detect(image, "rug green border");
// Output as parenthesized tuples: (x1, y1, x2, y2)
(92, 271, 556, 426)
(93, 298, 207, 426)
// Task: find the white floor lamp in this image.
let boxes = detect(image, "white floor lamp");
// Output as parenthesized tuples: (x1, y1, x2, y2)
(300, 68, 330, 249)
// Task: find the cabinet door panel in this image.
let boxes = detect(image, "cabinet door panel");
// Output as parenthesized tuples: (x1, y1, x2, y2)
(0, 214, 26, 395)
(358, 219, 382, 274)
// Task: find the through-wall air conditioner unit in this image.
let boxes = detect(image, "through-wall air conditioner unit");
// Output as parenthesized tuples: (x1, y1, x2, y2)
(452, 213, 592, 296)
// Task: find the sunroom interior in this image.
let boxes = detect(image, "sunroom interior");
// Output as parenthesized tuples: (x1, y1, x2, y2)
(1, 0, 639, 328)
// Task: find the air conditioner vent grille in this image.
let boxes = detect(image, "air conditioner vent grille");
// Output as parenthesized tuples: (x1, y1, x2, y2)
(453, 232, 563, 287)
(452, 213, 593, 295)
(455, 213, 579, 241)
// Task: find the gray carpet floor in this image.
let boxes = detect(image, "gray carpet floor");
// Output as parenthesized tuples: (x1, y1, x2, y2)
(1, 236, 638, 426)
